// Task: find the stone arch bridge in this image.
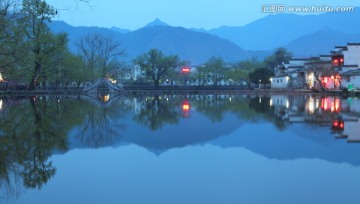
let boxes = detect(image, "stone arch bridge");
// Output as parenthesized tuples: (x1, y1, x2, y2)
(83, 78, 123, 107)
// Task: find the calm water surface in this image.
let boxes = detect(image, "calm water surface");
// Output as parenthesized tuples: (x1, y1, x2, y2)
(1, 94, 360, 204)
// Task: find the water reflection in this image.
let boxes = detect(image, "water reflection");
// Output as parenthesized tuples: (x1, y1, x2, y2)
(1, 94, 360, 202)
(268, 95, 360, 142)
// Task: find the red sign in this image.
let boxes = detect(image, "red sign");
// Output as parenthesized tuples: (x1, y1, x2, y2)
(182, 67, 190, 74)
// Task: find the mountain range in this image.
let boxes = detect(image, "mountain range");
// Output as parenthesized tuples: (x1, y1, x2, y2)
(50, 8, 360, 64)
(50, 20, 267, 65)
(205, 8, 360, 51)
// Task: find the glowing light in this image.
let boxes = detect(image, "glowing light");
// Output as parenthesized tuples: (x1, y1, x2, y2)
(182, 100, 190, 117)
(334, 98, 341, 112)
(321, 97, 341, 113)
(182, 67, 190, 74)
(183, 104, 190, 111)
(109, 78, 117, 84)
(308, 73, 314, 80)
(103, 94, 110, 102)
(0, 100, 3, 110)
(332, 119, 344, 130)
(98, 94, 110, 102)
(307, 98, 315, 114)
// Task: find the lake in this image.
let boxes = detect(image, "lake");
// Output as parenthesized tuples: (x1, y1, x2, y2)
(1, 94, 360, 204)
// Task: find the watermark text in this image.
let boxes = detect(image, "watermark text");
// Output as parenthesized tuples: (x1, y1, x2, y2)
(261, 5, 355, 13)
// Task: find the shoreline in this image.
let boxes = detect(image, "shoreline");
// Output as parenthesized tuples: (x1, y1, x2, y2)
(0, 88, 354, 97)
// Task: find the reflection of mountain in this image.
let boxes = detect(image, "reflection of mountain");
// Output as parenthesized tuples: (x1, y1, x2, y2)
(122, 112, 244, 154)
(66, 95, 360, 166)
(68, 111, 245, 155)
(210, 122, 360, 166)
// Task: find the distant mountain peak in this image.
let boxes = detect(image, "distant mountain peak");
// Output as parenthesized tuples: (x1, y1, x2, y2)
(145, 18, 169, 27)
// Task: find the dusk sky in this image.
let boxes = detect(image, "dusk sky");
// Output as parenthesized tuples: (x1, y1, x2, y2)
(46, 0, 359, 30)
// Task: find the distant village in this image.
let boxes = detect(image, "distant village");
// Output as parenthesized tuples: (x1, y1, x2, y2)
(270, 43, 360, 92)
(120, 43, 360, 93)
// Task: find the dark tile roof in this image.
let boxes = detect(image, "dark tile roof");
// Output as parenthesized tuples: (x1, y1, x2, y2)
(343, 65, 359, 68)
(348, 43, 360, 46)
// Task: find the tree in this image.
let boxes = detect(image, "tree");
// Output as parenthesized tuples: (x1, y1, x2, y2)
(133, 49, 179, 87)
(17, 0, 67, 90)
(197, 57, 226, 86)
(78, 33, 124, 80)
(46, 49, 88, 88)
(264, 47, 292, 69)
(0, 1, 21, 78)
(249, 68, 273, 84)
(226, 58, 264, 85)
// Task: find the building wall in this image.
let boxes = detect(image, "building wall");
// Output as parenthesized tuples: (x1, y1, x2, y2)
(343, 45, 360, 66)
(271, 76, 289, 89)
(342, 75, 360, 89)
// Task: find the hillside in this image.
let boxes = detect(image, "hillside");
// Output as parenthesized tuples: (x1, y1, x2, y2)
(50, 20, 267, 64)
(206, 8, 360, 50)
(286, 29, 360, 57)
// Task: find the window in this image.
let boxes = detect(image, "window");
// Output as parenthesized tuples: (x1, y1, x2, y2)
(346, 76, 350, 82)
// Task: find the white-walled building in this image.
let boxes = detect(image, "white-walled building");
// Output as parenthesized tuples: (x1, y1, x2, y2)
(332, 43, 360, 74)
(270, 75, 290, 89)
(340, 43, 360, 67)
(341, 69, 360, 90)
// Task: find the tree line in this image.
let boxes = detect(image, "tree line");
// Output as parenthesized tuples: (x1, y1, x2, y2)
(0, 0, 124, 91)
(0, 0, 292, 91)
(132, 47, 292, 87)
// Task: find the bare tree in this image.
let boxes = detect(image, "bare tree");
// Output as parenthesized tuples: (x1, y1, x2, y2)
(306, 60, 337, 90)
(78, 33, 124, 80)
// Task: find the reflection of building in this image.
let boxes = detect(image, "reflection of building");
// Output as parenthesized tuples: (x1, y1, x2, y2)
(338, 119, 360, 142)
(320, 97, 341, 113)
(269, 95, 360, 143)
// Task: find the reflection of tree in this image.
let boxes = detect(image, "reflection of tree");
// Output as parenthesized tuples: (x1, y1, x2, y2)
(79, 99, 128, 147)
(0, 96, 81, 200)
(195, 95, 227, 122)
(248, 96, 287, 130)
(194, 95, 259, 122)
(134, 96, 180, 130)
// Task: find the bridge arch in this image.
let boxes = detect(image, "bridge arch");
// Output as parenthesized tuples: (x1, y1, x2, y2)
(83, 78, 123, 93)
